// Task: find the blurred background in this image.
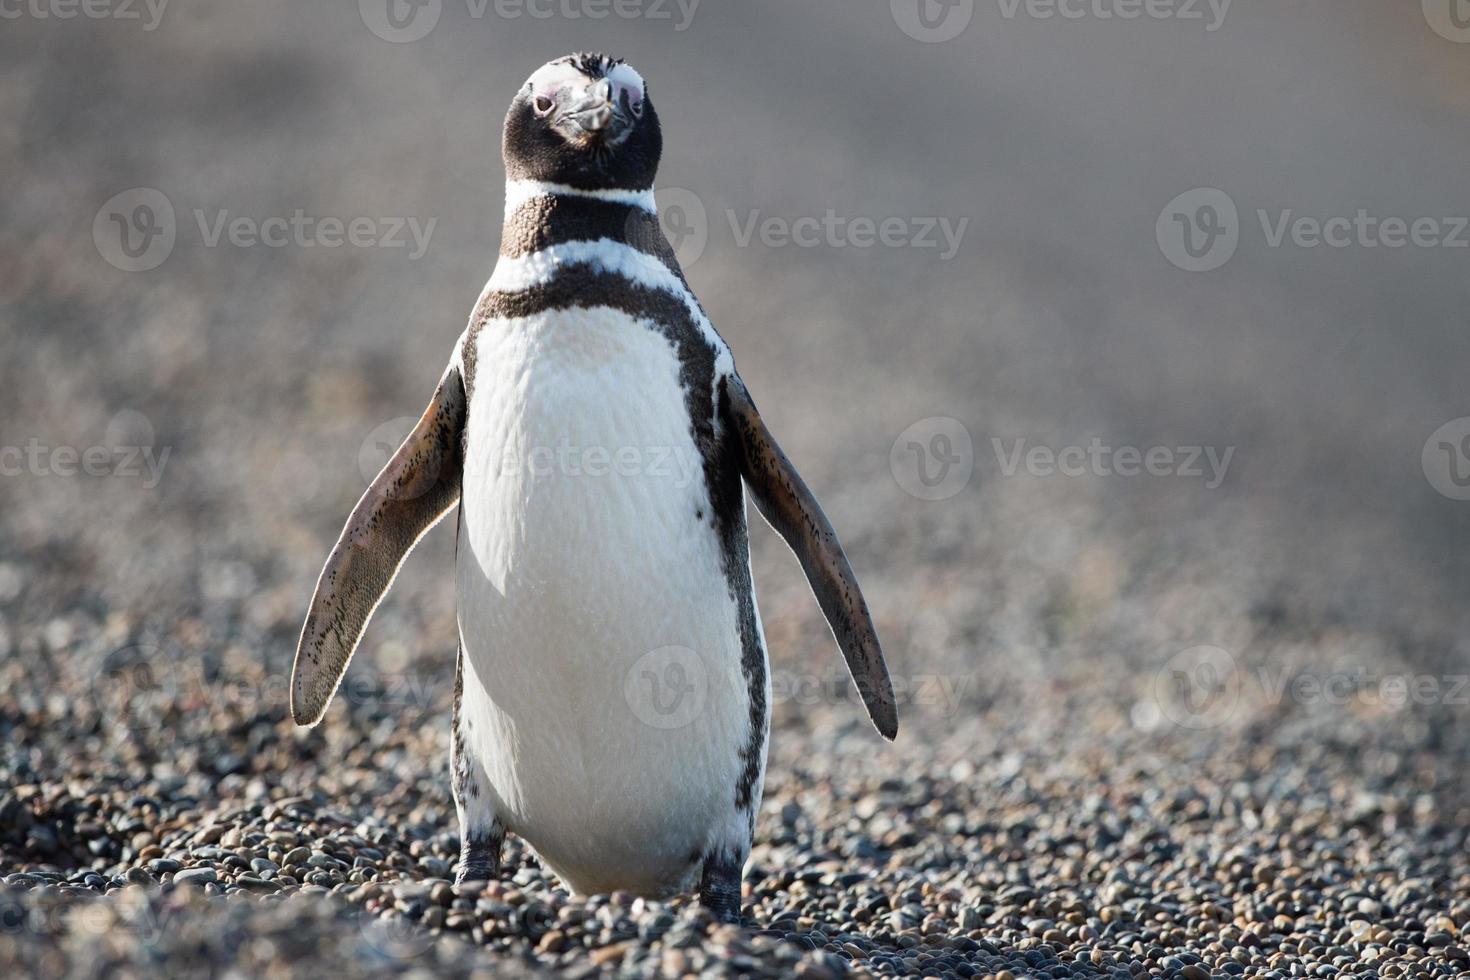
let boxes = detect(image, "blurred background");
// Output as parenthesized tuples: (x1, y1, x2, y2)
(2, 1, 1469, 970)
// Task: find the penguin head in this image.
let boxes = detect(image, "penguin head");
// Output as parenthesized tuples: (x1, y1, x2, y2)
(504, 54, 660, 190)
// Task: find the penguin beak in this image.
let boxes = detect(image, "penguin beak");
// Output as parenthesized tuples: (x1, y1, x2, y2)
(560, 80, 628, 142)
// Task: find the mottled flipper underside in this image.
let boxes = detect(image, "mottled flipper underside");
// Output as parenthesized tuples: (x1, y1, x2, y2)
(290, 364, 467, 726)
(723, 374, 898, 740)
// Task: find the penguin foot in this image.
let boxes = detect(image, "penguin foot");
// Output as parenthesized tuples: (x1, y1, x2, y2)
(454, 831, 502, 886)
(697, 852, 744, 924)
(454, 860, 495, 886)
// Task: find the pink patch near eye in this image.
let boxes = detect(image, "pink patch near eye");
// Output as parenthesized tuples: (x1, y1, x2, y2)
(605, 63, 645, 106)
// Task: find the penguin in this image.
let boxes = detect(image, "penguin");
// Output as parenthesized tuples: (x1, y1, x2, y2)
(289, 53, 896, 922)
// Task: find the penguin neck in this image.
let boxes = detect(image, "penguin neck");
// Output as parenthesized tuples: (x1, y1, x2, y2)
(499, 180, 662, 262)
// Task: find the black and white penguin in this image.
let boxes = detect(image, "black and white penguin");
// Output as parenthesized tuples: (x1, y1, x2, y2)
(290, 53, 896, 922)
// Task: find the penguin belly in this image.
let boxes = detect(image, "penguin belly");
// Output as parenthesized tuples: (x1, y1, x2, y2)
(455, 305, 758, 898)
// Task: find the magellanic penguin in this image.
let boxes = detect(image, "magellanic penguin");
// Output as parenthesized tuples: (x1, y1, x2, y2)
(290, 53, 897, 922)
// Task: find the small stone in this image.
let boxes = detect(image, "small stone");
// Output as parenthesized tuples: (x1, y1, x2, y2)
(173, 867, 217, 887)
(234, 876, 279, 893)
(590, 943, 630, 966)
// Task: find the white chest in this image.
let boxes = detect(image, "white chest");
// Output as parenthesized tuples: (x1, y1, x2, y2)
(453, 305, 762, 895)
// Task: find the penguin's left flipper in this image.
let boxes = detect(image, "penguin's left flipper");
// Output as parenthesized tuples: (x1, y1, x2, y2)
(722, 374, 898, 740)
(290, 363, 467, 727)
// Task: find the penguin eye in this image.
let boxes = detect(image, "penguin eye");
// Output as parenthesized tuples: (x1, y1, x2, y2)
(532, 94, 556, 117)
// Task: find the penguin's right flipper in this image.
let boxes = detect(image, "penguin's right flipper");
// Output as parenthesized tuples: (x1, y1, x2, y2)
(722, 373, 898, 741)
(289, 363, 467, 727)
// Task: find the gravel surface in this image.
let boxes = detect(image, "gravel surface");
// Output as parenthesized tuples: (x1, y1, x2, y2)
(3, 565, 1468, 978)
(6, 4, 1470, 979)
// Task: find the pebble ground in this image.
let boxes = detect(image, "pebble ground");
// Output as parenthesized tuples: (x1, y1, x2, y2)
(2, 531, 1468, 979)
